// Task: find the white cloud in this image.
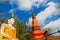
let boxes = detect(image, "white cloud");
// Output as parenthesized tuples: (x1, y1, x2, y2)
(9, 9, 14, 13)
(17, 0, 32, 10)
(9, 8, 16, 13)
(28, 2, 60, 27)
(46, 2, 57, 6)
(36, 2, 59, 26)
(32, 0, 47, 8)
(43, 19, 60, 33)
(9, 0, 48, 10)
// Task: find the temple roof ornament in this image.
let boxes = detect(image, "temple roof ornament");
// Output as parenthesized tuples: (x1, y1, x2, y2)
(12, 13, 14, 18)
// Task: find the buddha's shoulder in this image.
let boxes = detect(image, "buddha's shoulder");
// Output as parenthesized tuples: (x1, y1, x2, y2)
(1, 23, 7, 26)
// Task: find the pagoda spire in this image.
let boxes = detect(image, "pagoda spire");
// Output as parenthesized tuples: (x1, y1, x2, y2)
(32, 10, 44, 40)
(32, 10, 35, 19)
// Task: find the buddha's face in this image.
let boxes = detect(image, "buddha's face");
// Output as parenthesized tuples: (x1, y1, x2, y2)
(8, 18, 15, 25)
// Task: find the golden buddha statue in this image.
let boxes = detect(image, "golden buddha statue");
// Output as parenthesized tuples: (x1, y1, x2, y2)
(0, 14, 19, 40)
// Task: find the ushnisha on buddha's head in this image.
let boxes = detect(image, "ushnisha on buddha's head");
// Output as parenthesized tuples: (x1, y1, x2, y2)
(8, 18, 15, 25)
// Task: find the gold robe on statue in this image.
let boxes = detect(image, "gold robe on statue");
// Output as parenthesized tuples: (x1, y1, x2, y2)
(0, 27, 19, 40)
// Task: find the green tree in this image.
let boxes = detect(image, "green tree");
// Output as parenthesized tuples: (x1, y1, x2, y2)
(15, 17, 33, 40)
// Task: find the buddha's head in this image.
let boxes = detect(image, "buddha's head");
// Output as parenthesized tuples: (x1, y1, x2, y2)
(8, 18, 15, 25)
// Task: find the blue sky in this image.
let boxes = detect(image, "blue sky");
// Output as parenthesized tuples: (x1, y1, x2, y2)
(0, 0, 60, 35)
(0, 0, 59, 22)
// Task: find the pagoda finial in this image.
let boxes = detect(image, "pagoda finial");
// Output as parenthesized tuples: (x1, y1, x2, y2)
(32, 10, 35, 19)
(12, 13, 14, 18)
